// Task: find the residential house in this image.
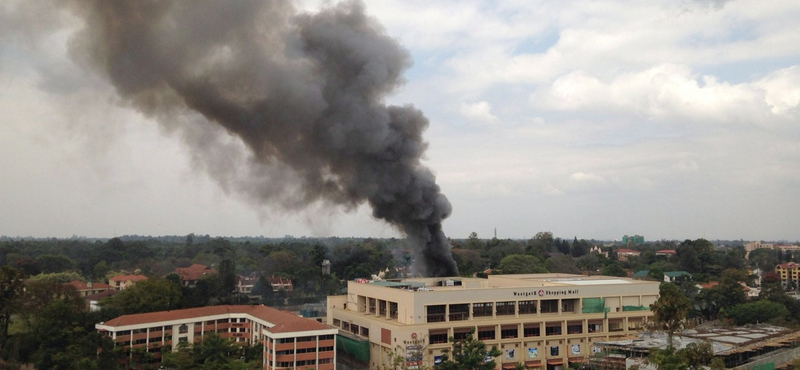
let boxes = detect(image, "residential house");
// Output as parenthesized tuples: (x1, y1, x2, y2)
(109, 274, 148, 290)
(64, 280, 113, 297)
(267, 276, 293, 293)
(174, 264, 217, 287)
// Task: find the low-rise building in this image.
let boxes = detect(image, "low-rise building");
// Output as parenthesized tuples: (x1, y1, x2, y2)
(64, 280, 113, 297)
(96, 305, 338, 370)
(327, 273, 659, 370)
(175, 264, 216, 287)
(616, 249, 640, 261)
(237, 275, 258, 294)
(592, 325, 800, 370)
(267, 276, 293, 292)
(109, 274, 148, 290)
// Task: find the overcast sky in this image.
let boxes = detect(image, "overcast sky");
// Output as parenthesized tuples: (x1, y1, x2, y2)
(1, 0, 799, 241)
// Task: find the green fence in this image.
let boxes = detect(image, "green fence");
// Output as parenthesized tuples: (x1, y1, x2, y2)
(337, 335, 370, 363)
(622, 305, 648, 311)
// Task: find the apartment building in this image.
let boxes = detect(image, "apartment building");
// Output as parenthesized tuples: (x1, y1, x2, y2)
(776, 262, 800, 289)
(96, 305, 338, 370)
(327, 274, 659, 370)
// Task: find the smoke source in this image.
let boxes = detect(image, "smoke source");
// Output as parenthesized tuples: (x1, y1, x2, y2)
(62, 0, 458, 277)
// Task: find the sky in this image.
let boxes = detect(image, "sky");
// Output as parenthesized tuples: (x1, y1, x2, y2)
(1, 0, 799, 242)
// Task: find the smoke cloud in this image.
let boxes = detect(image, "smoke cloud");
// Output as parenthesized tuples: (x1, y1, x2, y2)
(60, 0, 457, 277)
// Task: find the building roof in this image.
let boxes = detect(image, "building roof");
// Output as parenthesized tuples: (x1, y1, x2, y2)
(656, 249, 676, 254)
(175, 264, 216, 281)
(777, 262, 800, 269)
(85, 289, 118, 301)
(665, 271, 691, 277)
(697, 281, 719, 289)
(99, 305, 329, 334)
(617, 249, 640, 254)
(109, 274, 149, 282)
(267, 276, 292, 285)
(632, 270, 649, 278)
(237, 275, 258, 284)
(64, 280, 112, 290)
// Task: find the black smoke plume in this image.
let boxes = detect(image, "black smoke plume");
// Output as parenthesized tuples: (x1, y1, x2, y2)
(63, 0, 458, 277)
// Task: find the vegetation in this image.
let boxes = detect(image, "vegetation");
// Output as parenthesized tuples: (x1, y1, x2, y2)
(0, 233, 799, 368)
(650, 282, 692, 348)
(437, 329, 501, 370)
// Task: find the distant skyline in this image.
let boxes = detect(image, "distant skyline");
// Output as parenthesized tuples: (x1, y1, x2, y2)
(1, 0, 799, 241)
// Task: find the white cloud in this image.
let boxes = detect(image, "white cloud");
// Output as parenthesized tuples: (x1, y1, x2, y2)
(755, 66, 800, 115)
(531, 63, 796, 125)
(459, 101, 499, 125)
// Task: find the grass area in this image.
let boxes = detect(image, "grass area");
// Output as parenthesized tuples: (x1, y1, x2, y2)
(8, 315, 28, 335)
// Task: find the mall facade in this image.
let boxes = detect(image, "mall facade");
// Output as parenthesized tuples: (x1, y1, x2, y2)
(327, 274, 660, 370)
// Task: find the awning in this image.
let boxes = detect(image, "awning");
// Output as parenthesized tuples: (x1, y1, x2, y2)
(569, 357, 587, 363)
(525, 360, 542, 367)
(502, 363, 518, 369)
(547, 359, 564, 365)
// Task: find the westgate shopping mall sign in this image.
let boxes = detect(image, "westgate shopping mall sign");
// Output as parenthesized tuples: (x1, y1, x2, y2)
(513, 289, 579, 297)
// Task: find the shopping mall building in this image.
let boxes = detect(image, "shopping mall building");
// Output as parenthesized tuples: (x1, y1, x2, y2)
(327, 273, 660, 370)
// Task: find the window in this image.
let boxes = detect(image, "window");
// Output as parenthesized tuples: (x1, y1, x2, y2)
(453, 328, 472, 341)
(545, 324, 562, 336)
(500, 325, 518, 339)
(320, 334, 334, 340)
(567, 322, 582, 334)
(523, 324, 540, 337)
(562, 299, 578, 313)
(427, 305, 446, 323)
(541, 300, 558, 313)
(360, 327, 369, 337)
(519, 300, 537, 315)
(496, 301, 515, 316)
(333, 319, 341, 327)
(178, 324, 188, 334)
(449, 304, 469, 321)
(473, 302, 493, 317)
(430, 330, 448, 344)
(550, 346, 559, 356)
(150, 326, 162, 332)
(477, 327, 495, 341)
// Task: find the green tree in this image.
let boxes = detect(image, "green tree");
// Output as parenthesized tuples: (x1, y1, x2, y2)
(714, 269, 747, 308)
(545, 253, 579, 274)
(218, 259, 237, 303)
(647, 268, 665, 282)
(650, 282, 691, 348)
(498, 255, 547, 274)
(452, 249, 484, 276)
(0, 266, 25, 348)
(195, 333, 233, 366)
(722, 300, 789, 325)
(103, 278, 182, 314)
(601, 263, 627, 277)
(437, 329, 501, 370)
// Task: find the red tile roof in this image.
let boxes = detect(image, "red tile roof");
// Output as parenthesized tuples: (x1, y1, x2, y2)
(85, 289, 118, 301)
(656, 249, 676, 254)
(175, 264, 216, 281)
(109, 274, 149, 282)
(65, 280, 112, 290)
(777, 262, 800, 269)
(99, 305, 330, 334)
